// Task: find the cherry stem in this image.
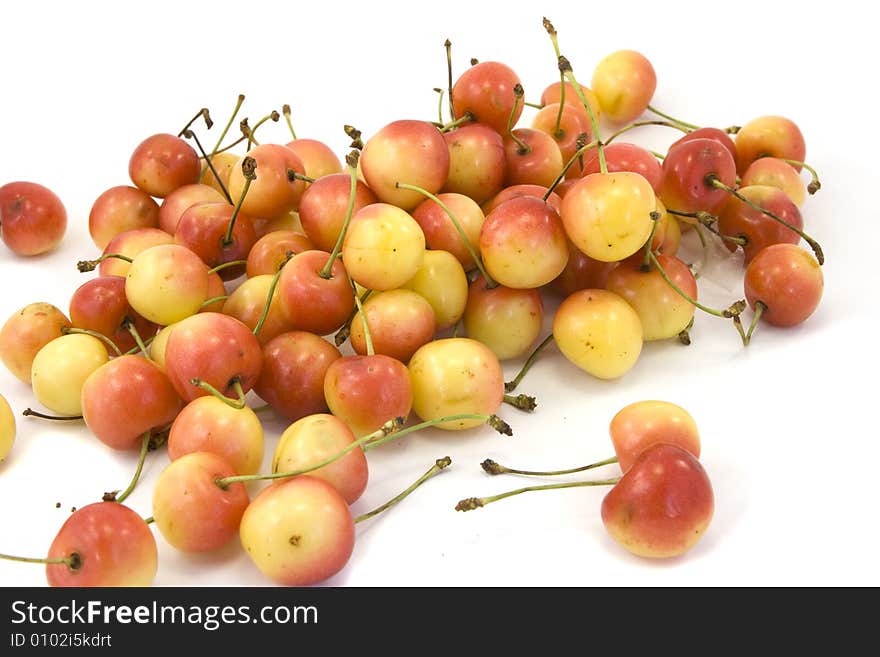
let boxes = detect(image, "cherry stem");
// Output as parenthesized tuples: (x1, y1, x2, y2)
(605, 120, 690, 145)
(394, 181, 497, 288)
(144, 516, 155, 525)
(61, 326, 122, 357)
(645, 105, 700, 131)
(524, 100, 544, 109)
(211, 94, 245, 155)
(190, 377, 246, 410)
(123, 319, 150, 360)
(445, 38, 454, 123)
(433, 88, 445, 125)
(240, 118, 258, 148)
(438, 112, 474, 133)
(334, 288, 372, 347)
(200, 295, 228, 309)
(354, 456, 452, 524)
(224, 157, 256, 246)
(290, 171, 315, 184)
(503, 393, 538, 412)
(111, 431, 151, 504)
(320, 150, 360, 279)
(678, 316, 694, 345)
(558, 56, 605, 174)
(184, 129, 233, 204)
(545, 134, 597, 198)
(0, 551, 77, 568)
(362, 414, 512, 451)
(505, 333, 554, 393)
(481, 454, 618, 476)
(208, 134, 249, 157)
(736, 300, 765, 347)
(252, 255, 293, 337)
(247, 111, 281, 149)
(282, 104, 297, 141)
(207, 260, 246, 275)
(178, 107, 212, 138)
(352, 282, 374, 356)
(507, 84, 529, 154)
(22, 408, 82, 421)
(77, 253, 132, 273)
(541, 19, 566, 137)
(641, 211, 662, 269)
(707, 175, 824, 265)
(780, 158, 822, 194)
(455, 476, 621, 512)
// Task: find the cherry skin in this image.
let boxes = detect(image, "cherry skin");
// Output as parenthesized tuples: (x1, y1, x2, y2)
(69, 275, 157, 353)
(227, 144, 307, 219)
(125, 243, 210, 326)
(441, 122, 506, 204)
(609, 400, 701, 473)
(81, 355, 183, 451)
(503, 128, 564, 188)
(158, 183, 227, 235)
(253, 330, 342, 422)
(0, 393, 14, 463)
(97, 227, 174, 278)
(349, 289, 436, 364)
(239, 475, 355, 586)
(0, 302, 71, 384)
(669, 127, 738, 166)
(46, 502, 158, 587)
(200, 151, 239, 196)
(89, 185, 160, 250)
(0, 181, 67, 256)
(285, 138, 343, 180)
(411, 192, 485, 271)
(744, 243, 823, 327)
(222, 274, 291, 346)
(129, 133, 201, 198)
(540, 81, 601, 123)
(482, 183, 563, 216)
(451, 61, 523, 135)
(400, 249, 469, 331)
(152, 451, 250, 553)
(547, 241, 617, 297)
(601, 443, 714, 558)
(741, 157, 806, 206)
(716, 185, 804, 263)
(658, 137, 737, 216)
(463, 275, 544, 361)
(245, 229, 314, 277)
(569, 142, 662, 195)
(272, 413, 369, 504)
(591, 50, 657, 124)
(531, 102, 593, 162)
(276, 250, 355, 336)
(174, 200, 258, 280)
(735, 115, 806, 176)
(297, 173, 377, 253)
(31, 334, 110, 416)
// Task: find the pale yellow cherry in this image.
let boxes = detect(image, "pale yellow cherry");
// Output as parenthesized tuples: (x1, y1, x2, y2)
(0, 393, 15, 463)
(149, 324, 175, 371)
(222, 274, 290, 346)
(407, 337, 504, 430)
(401, 250, 468, 331)
(125, 244, 209, 326)
(552, 288, 643, 380)
(31, 334, 110, 416)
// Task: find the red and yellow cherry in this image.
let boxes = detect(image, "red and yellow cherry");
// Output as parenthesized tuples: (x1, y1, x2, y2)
(741, 157, 806, 206)
(31, 334, 110, 416)
(323, 353, 413, 438)
(88, 185, 160, 250)
(407, 337, 504, 430)
(200, 270, 227, 314)
(0, 393, 15, 463)
(81, 355, 182, 451)
(609, 400, 701, 472)
(276, 250, 355, 336)
(0, 181, 67, 256)
(441, 122, 506, 204)
(0, 302, 71, 384)
(168, 396, 265, 475)
(744, 243, 823, 327)
(735, 115, 806, 176)
(68, 275, 157, 353)
(451, 61, 523, 135)
(272, 413, 368, 504)
(658, 137, 737, 215)
(540, 81, 601, 123)
(463, 275, 543, 361)
(285, 138, 343, 181)
(548, 241, 617, 297)
(716, 185, 803, 263)
(228, 143, 307, 219)
(480, 195, 569, 289)
(482, 183, 563, 215)
(157, 183, 227, 235)
(97, 227, 174, 278)
(601, 443, 713, 558)
(342, 203, 426, 291)
(411, 192, 485, 270)
(246, 229, 314, 277)
(531, 102, 592, 162)
(503, 128, 564, 188)
(239, 475, 354, 586)
(125, 243, 210, 326)
(128, 133, 201, 198)
(253, 330, 341, 422)
(560, 171, 656, 262)
(200, 151, 239, 196)
(152, 451, 249, 553)
(401, 249, 469, 331)
(222, 274, 290, 346)
(568, 142, 662, 194)
(604, 253, 696, 341)
(46, 502, 158, 587)
(297, 173, 377, 252)
(349, 289, 436, 363)
(174, 201, 258, 280)
(163, 311, 262, 403)
(591, 50, 656, 124)
(360, 119, 450, 211)
(552, 288, 643, 379)
(669, 127, 737, 166)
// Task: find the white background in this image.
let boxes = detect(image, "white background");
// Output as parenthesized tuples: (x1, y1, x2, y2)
(1, 0, 878, 587)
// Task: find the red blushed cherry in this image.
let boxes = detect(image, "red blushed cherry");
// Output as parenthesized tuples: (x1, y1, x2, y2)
(46, 502, 158, 587)
(174, 201, 258, 280)
(297, 173, 377, 252)
(744, 243, 823, 327)
(285, 138, 343, 180)
(569, 142, 662, 194)
(547, 241, 617, 297)
(276, 250, 355, 336)
(717, 185, 803, 263)
(503, 128, 564, 188)
(350, 289, 436, 364)
(163, 312, 263, 403)
(98, 227, 174, 278)
(540, 81, 602, 123)
(412, 192, 485, 270)
(246, 230, 314, 277)
(69, 275, 157, 354)
(735, 115, 806, 176)
(360, 119, 450, 211)
(441, 122, 506, 204)
(254, 330, 341, 422)
(89, 185, 160, 250)
(228, 143, 307, 219)
(658, 137, 737, 215)
(0, 181, 67, 256)
(482, 184, 563, 216)
(129, 133, 201, 199)
(0, 302, 72, 384)
(601, 443, 714, 558)
(451, 60, 523, 135)
(531, 102, 593, 163)
(591, 50, 657, 124)
(81, 355, 183, 451)
(463, 275, 544, 361)
(670, 127, 738, 167)
(609, 400, 701, 473)
(158, 183, 227, 235)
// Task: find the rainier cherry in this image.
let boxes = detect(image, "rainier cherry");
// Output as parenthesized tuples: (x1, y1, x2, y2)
(0, 302, 71, 384)
(451, 61, 523, 135)
(591, 50, 657, 124)
(89, 185, 160, 250)
(743, 243, 823, 330)
(0, 181, 67, 256)
(734, 115, 806, 176)
(0, 393, 14, 463)
(129, 133, 201, 198)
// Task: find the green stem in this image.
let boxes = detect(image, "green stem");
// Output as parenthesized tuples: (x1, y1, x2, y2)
(334, 288, 372, 347)
(282, 103, 297, 141)
(352, 283, 374, 356)
(545, 135, 597, 198)
(320, 151, 360, 279)
(77, 253, 132, 273)
(641, 211, 662, 269)
(780, 158, 821, 194)
(61, 326, 122, 357)
(113, 432, 151, 504)
(507, 84, 529, 153)
(185, 128, 233, 204)
(504, 334, 554, 392)
(481, 455, 618, 476)
(212, 94, 245, 155)
(445, 38, 454, 123)
(224, 157, 256, 246)
(200, 295, 228, 309)
(362, 413, 512, 452)
(354, 457, 452, 524)
(646, 105, 700, 130)
(124, 320, 150, 360)
(439, 112, 474, 133)
(559, 58, 605, 174)
(0, 552, 76, 567)
(252, 261, 289, 337)
(191, 377, 247, 410)
(523, 100, 544, 109)
(455, 477, 620, 511)
(604, 120, 690, 145)
(208, 259, 247, 275)
(646, 250, 746, 320)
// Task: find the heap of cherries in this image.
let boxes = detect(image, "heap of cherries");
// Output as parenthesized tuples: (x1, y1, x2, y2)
(0, 18, 823, 586)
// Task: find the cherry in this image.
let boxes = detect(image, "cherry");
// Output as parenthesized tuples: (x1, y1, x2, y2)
(412, 192, 485, 270)
(157, 182, 227, 235)
(246, 229, 314, 277)
(567, 142, 662, 194)
(658, 137, 737, 216)
(716, 185, 804, 263)
(0, 302, 71, 384)
(463, 274, 544, 361)
(539, 81, 601, 123)
(503, 126, 565, 188)
(482, 183, 563, 215)
(227, 143, 307, 219)
(349, 289, 436, 363)
(591, 50, 657, 124)
(669, 127, 738, 165)
(741, 157, 807, 206)
(95, 227, 174, 278)
(174, 200, 258, 281)
(735, 115, 806, 176)
(222, 274, 291, 345)
(200, 151, 239, 197)
(297, 172, 378, 253)
(285, 138, 343, 181)
(88, 185, 160, 250)
(547, 241, 617, 297)
(0, 181, 67, 256)
(743, 243, 823, 330)
(609, 400, 701, 472)
(0, 393, 15, 463)
(276, 249, 355, 336)
(129, 133, 201, 198)
(451, 60, 523, 135)
(531, 101, 593, 163)
(31, 333, 110, 416)
(400, 249, 469, 331)
(441, 122, 506, 204)
(69, 275, 157, 354)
